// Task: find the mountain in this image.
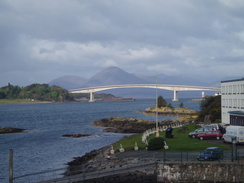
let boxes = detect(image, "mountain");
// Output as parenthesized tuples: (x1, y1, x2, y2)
(49, 75, 87, 90)
(136, 74, 209, 86)
(48, 66, 223, 98)
(82, 66, 151, 87)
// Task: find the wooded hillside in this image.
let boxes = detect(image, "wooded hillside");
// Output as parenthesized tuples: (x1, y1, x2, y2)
(0, 83, 73, 102)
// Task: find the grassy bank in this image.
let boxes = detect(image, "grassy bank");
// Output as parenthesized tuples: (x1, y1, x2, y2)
(0, 99, 33, 104)
(112, 124, 230, 152)
(0, 99, 50, 104)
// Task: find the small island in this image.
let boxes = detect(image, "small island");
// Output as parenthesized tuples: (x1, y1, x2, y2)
(0, 127, 26, 134)
(143, 96, 197, 116)
(62, 134, 91, 138)
(92, 97, 197, 134)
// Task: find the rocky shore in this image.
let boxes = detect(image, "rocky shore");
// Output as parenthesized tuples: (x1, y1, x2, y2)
(0, 127, 26, 134)
(62, 134, 91, 138)
(65, 145, 158, 183)
(92, 115, 194, 134)
(144, 107, 197, 116)
(93, 116, 159, 133)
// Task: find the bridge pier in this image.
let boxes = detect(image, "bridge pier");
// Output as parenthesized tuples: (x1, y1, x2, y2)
(89, 92, 95, 102)
(172, 90, 179, 101)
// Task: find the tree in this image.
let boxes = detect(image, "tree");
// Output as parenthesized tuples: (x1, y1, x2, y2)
(197, 95, 221, 123)
(167, 103, 174, 109)
(179, 102, 184, 108)
(0, 83, 21, 99)
(0, 91, 6, 99)
(157, 96, 167, 108)
(0, 83, 74, 102)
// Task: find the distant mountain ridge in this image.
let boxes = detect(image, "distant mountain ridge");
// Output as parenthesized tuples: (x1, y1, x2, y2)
(48, 66, 225, 98)
(49, 75, 87, 90)
(49, 66, 215, 89)
(82, 66, 151, 87)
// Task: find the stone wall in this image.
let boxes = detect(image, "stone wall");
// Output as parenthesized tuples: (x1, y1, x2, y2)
(77, 171, 157, 183)
(66, 147, 244, 183)
(158, 162, 244, 182)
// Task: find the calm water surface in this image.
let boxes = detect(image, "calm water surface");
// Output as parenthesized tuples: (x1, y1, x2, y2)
(0, 99, 200, 182)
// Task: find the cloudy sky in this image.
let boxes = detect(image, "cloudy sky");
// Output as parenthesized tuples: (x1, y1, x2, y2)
(1, 0, 244, 87)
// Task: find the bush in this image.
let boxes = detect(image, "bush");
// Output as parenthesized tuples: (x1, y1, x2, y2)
(147, 137, 166, 151)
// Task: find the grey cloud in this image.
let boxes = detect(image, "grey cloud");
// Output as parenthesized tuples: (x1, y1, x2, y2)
(0, 0, 244, 87)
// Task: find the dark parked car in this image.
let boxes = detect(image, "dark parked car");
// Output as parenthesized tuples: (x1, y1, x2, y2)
(197, 131, 222, 140)
(197, 147, 223, 161)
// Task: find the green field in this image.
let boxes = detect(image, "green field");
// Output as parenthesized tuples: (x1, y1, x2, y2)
(112, 124, 230, 152)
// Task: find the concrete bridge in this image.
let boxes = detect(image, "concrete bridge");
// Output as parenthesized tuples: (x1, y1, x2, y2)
(69, 84, 221, 102)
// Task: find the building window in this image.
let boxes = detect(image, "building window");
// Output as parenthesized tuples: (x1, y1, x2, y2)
(229, 99, 232, 108)
(242, 84, 244, 94)
(233, 85, 236, 94)
(242, 99, 244, 109)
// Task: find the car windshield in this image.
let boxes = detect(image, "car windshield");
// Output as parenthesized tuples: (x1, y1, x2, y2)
(204, 149, 214, 154)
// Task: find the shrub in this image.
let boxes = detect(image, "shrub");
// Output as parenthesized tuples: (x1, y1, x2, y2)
(147, 137, 166, 151)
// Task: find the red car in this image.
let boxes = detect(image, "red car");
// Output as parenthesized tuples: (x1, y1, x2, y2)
(197, 131, 222, 140)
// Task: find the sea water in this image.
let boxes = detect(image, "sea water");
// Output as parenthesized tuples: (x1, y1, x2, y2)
(0, 98, 200, 182)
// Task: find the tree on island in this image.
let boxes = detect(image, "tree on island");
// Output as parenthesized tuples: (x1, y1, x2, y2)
(167, 103, 174, 109)
(157, 96, 167, 108)
(179, 102, 184, 108)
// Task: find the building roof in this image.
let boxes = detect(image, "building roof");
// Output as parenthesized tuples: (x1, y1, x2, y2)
(221, 78, 244, 83)
(228, 111, 244, 115)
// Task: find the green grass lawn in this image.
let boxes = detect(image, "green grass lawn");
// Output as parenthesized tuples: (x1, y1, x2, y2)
(113, 124, 230, 152)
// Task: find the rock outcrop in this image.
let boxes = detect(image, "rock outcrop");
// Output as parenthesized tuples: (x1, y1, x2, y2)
(144, 107, 197, 116)
(92, 117, 156, 133)
(0, 127, 26, 134)
(62, 134, 91, 138)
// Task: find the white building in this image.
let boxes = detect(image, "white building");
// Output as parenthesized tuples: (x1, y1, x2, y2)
(221, 78, 244, 125)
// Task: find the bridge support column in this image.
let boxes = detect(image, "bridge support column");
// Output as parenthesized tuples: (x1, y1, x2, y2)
(89, 92, 95, 102)
(172, 90, 179, 101)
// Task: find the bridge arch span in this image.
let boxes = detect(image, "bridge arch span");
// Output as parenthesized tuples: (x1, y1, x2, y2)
(69, 84, 221, 102)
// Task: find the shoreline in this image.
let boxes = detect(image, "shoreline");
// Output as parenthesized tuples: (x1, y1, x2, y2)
(0, 97, 135, 105)
(0, 100, 54, 105)
(0, 127, 26, 134)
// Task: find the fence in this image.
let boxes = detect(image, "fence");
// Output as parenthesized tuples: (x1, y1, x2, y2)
(12, 150, 244, 183)
(12, 160, 157, 183)
(141, 123, 182, 144)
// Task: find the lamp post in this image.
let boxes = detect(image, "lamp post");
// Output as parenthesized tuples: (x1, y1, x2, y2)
(155, 73, 159, 137)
